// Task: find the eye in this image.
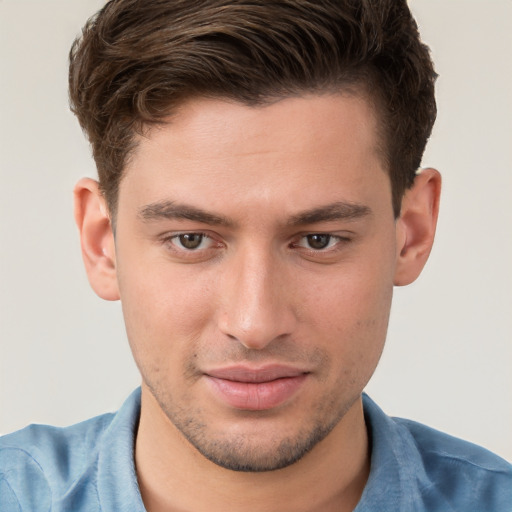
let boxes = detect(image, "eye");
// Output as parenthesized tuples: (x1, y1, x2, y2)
(304, 234, 332, 250)
(167, 233, 215, 251)
(298, 234, 339, 250)
(289, 232, 353, 261)
(159, 231, 224, 262)
(176, 233, 206, 250)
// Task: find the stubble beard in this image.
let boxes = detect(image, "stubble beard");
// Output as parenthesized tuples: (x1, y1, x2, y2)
(145, 377, 357, 473)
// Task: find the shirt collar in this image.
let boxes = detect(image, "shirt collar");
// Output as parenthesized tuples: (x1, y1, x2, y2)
(96, 389, 437, 512)
(354, 393, 434, 511)
(97, 388, 146, 511)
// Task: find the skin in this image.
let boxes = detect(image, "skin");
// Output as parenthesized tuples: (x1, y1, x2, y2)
(75, 94, 440, 511)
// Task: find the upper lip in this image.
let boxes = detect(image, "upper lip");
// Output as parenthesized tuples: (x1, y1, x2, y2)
(205, 365, 309, 383)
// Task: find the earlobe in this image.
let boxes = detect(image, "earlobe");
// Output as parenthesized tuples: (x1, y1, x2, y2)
(74, 178, 120, 301)
(393, 168, 441, 286)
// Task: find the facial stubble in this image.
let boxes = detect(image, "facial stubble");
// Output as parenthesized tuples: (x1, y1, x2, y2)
(144, 364, 358, 473)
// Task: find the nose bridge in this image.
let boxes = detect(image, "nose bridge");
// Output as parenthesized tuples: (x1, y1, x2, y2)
(219, 241, 295, 349)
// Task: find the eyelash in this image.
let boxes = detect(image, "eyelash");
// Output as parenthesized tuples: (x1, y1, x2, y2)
(162, 232, 218, 252)
(159, 231, 352, 260)
(292, 234, 348, 251)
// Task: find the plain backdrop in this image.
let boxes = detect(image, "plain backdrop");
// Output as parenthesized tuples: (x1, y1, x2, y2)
(1, 0, 511, 461)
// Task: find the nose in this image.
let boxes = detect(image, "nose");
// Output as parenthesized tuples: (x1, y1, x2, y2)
(217, 245, 297, 350)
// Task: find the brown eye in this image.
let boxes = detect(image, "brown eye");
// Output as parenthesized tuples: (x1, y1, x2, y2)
(178, 233, 205, 249)
(305, 234, 331, 250)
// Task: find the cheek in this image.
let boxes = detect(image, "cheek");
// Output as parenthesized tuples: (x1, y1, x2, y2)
(304, 256, 394, 370)
(308, 258, 393, 323)
(116, 257, 216, 369)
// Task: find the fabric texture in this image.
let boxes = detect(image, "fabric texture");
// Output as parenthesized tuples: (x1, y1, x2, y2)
(1, 389, 511, 511)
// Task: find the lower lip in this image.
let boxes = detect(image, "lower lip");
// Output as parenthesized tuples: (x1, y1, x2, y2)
(205, 374, 308, 411)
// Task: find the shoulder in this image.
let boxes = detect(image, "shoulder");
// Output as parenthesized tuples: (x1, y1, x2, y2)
(0, 412, 115, 511)
(395, 416, 512, 510)
(0, 389, 142, 511)
(396, 416, 512, 474)
(360, 394, 512, 511)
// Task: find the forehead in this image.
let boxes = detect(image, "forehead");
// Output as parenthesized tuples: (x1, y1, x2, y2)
(142, 92, 380, 157)
(119, 94, 391, 220)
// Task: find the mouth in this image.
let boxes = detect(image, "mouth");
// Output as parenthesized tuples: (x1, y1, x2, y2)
(204, 365, 309, 411)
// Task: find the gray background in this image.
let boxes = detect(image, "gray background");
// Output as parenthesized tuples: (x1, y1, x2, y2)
(1, 0, 511, 461)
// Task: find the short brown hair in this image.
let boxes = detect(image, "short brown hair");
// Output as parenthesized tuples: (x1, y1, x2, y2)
(69, 0, 437, 217)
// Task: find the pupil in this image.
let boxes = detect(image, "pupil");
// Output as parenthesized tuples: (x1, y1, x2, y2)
(307, 234, 330, 249)
(180, 233, 203, 249)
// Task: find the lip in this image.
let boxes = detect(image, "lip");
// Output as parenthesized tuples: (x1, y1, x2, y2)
(204, 365, 309, 411)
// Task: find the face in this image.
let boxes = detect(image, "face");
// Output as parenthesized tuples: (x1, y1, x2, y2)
(114, 94, 399, 472)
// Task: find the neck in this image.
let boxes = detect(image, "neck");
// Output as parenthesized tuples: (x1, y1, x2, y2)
(135, 386, 370, 512)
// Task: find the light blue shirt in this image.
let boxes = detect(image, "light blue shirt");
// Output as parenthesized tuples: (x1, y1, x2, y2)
(1, 389, 511, 511)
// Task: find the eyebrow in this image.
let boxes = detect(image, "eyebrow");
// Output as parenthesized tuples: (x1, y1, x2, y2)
(287, 201, 372, 226)
(138, 201, 234, 227)
(139, 199, 371, 228)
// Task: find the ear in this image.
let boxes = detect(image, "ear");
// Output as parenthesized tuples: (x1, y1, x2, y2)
(394, 168, 441, 286)
(74, 178, 120, 300)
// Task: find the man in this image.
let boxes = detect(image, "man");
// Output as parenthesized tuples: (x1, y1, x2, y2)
(1, 0, 511, 510)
